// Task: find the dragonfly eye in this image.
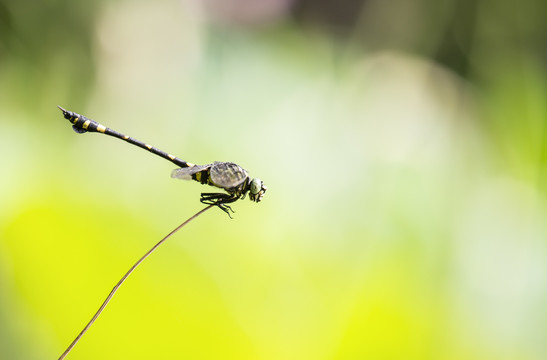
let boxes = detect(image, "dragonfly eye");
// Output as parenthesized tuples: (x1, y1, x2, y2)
(249, 178, 266, 202)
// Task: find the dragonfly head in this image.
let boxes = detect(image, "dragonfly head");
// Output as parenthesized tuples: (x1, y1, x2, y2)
(248, 178, 267, 202)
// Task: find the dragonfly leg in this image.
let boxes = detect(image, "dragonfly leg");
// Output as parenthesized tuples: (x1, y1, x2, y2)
(200, 193, 239, 218)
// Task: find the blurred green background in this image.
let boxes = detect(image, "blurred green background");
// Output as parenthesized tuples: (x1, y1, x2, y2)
(2, 0, 547, 359)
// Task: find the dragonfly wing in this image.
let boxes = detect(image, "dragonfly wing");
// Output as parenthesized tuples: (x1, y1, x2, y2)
(171, 164, 211, 180)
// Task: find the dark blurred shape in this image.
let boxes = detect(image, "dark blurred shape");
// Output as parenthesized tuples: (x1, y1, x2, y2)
(291, 0, 365, 34)
(203, 0, 294, 27)
(0, 2, 11, 58)
(433, 0, 477, 78)
(0, 0, 98, 109)
(290, 0, 547, 80)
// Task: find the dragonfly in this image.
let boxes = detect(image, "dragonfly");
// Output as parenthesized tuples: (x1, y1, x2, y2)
(57, 106, 267, 217)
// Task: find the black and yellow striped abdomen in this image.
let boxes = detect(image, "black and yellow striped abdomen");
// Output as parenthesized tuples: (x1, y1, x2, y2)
(58, 106, 193, 169)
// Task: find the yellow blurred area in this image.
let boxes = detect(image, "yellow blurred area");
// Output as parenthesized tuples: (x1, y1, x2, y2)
(1, 0, 547, 359)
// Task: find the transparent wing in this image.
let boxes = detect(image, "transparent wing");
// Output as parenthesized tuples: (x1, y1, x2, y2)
(171, 164, 211, 180)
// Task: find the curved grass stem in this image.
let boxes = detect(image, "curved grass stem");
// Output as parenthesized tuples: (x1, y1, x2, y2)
(58, 205, 215, 359)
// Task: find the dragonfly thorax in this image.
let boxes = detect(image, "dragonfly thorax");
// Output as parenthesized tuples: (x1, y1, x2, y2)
(171, 161, 267, 202)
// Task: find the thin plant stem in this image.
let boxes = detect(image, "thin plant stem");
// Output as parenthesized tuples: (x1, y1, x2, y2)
(58, 205, 215, 360)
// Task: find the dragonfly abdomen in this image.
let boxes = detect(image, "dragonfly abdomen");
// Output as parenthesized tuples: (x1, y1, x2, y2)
(58, 106, 192, 168)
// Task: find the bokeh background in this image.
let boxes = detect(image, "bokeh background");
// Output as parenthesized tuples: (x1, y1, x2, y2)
(1, 0, 547, 359)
